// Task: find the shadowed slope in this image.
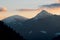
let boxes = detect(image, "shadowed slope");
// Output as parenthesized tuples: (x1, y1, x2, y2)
(52, 35, 60, 40)
(23, 10, 60, 40)
(0, 21, 25, 40)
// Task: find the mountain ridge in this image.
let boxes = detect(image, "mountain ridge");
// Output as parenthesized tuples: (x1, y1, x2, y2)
(34, 10, 53, 19)
(2, 10, 60, 40)
(3, 15, 28, 23)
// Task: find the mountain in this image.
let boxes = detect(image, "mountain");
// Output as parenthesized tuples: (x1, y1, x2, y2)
(25, 10, 53, 23)
(23, 10, 60, 40)
(3, 15, 28, 23)
(3, 15, 28, 35)
(0, 21, 25, 40)
(33, 10, 52, 20)
(2, 10, 60, 40)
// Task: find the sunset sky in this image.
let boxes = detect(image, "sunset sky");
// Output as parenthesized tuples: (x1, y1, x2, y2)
(0, 0, 60, 20)
(0, 0, 57, 11)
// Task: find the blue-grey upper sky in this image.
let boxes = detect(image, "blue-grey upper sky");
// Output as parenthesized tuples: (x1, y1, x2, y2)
(0, 0, 57, 10)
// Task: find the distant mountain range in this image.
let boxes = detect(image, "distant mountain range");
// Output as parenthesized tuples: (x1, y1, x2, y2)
(2, 10, 60, 40)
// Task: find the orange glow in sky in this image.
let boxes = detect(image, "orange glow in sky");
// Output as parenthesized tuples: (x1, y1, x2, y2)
(44, 7, 60, 15)
(0, 7, 60, 20)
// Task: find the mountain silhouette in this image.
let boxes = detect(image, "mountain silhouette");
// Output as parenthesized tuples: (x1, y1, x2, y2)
(0, 21, 25, 40)
(33, 10, 52, 20)
(23, 10, 60, 40)
(3, 15, 28, 34)
(3, 15, 28, 23)
(2, 10, 60, 40)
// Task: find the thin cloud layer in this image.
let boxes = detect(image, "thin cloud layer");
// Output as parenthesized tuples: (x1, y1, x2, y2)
(0, 7, 7, 12)
(57, 0, 60, 3)
(41, 3, 60, 8)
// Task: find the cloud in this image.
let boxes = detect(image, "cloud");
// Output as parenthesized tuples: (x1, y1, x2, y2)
(41, 3, 60, 8)
(0, 7, 7, 12)
(38, 3, 60, 15)
(57, 0, 60, 3)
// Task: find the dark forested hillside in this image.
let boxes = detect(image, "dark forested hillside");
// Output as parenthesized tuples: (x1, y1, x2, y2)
(52, 35, 60, 40)
(0, 21, 25, 40)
